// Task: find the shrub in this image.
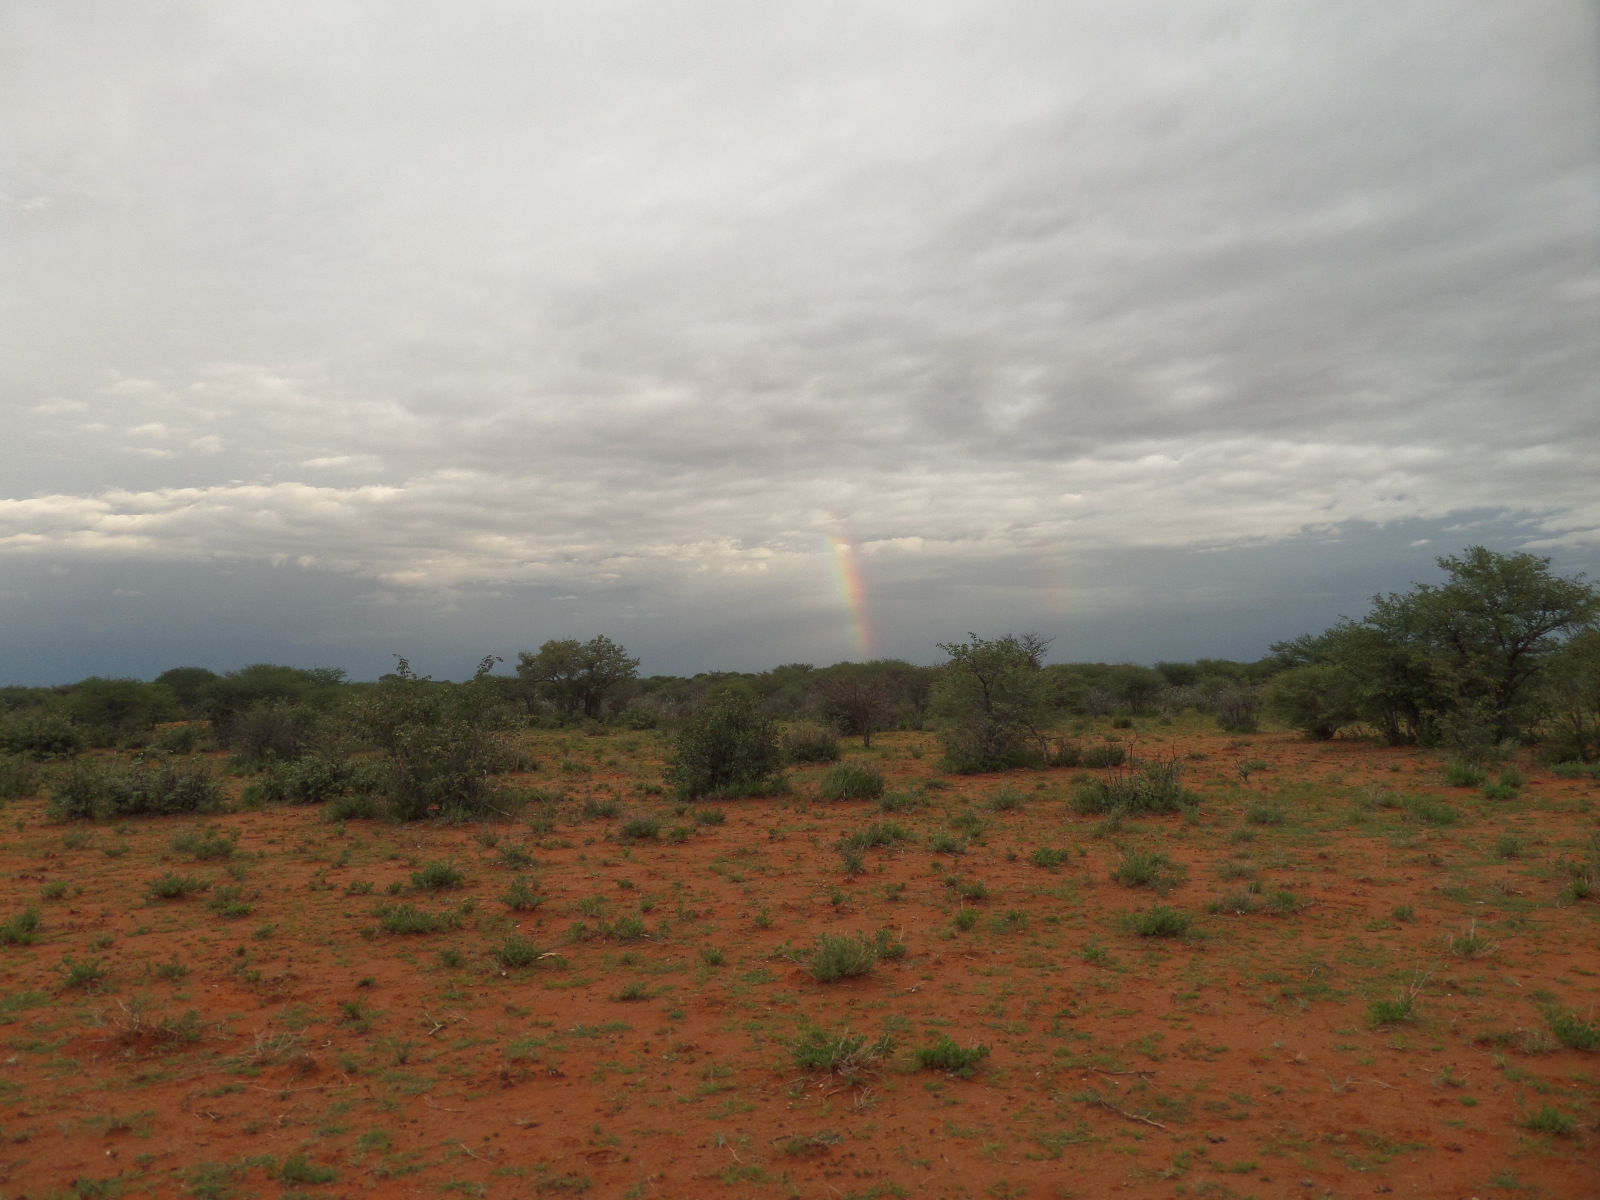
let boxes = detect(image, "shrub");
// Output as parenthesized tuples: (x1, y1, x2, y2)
(1544, 1008, 1599, 1051)
(411, 861, 466, 891)
(206, 886, 254, 919)
(1213, 685, 1262, 733)
(819, 764, 885, 802)
(838, 821, 910, 854)
(617, 813, 662, 842)
(0, 907, 41, 945)
(0, 710, 83, 759)
(145, 873, 209, 900)
(491, 934, 544, 969)
(1119, 905, 1192, 937)
(783, 722, 842, 764)
(1073, 756, 1198, 816)
(1264, 664, 1358, 740)
(810, 932, 879, 981)
(1029, 847, 1069, 871)
(0, 754, 40, 800)
(581, 797, 619, 820)
(151, 722, 213, 755)
(224, 699, 323, 762)
(1521, 1106, 1576, 1136)
(693, 807, 727, 825)
(325, 791, 383, 820)
(1245, 803, 1287, 826)
(987, 785, 1025, 812)
(914, 1035, 990, 1077)
(500, 876, 543, 910)
(927, 832, 967, 856)
(1208, 889, 1261, 915)
(666, 697, 785, 799)
(932, 633, 1054, 773)
(877, 791, 924, 814)
(1403, 795, 1459, 826)
(1079, 743, 1126, 769)
(170, 827, 238, 861)
(277, 1155, 337, 1185)
(1367, 993, 1418, 1026)
(1482, 782, 1518, 801)
(60, 956, 108, 990)
(1110, 850, 1185, 895)
(1443, 761, 1487, 787)
(46, 758, 224, 821)
(953, 907, 979, 931)
(376, 904, 457, 935)
(247, 755, 381, 806)
(790, 1028, 894, 1077)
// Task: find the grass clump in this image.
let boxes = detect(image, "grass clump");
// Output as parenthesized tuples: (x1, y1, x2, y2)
(1073, 756, 1198, 816)
(1544, 1007, 1599, 1051)
(1443, 760, 1487, 787)
(490, 934, 544, 969)
(1521, 1105, 1576, 1136)
(1367, 992, 1419, 1027)
(501, 875, 544, 911)
(1118, 905, 1192, 938)
(206, 887, 254, 919)
(1244, 803, 1287, 826)
(1403, 795, 1460, 826)
(170, 826, 238, 860)
(927, 832, 967, 856)
(809, 932, 880, 981)
(819, 763, 886, 802)
(1110, 850, 1186, 895)
(987, 785, 1025, 812)
(1029, 847, 1070, 871)
(60, 956, 108, 990)
(914, 1034, 990, 1078)
(410, 861, 466, 891)
(790, 1028, 894, 1077)
(376, 903, 459, 935)
(1079, 743, 1127, 769)
(617, 813, 662, 842)
(146, 873, 209, 901)
(1, 906, 42, 945)
(783, 722, 841, 764)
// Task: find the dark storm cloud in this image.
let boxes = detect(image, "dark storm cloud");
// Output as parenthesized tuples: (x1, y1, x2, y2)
(1, 2, 1596, 677)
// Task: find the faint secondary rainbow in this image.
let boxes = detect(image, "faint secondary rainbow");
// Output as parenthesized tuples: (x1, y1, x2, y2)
(828, 536, 873, 657)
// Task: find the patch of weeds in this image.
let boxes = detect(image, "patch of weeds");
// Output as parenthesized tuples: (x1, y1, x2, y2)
(1029, 847, 1069, 871)
(1543, 1007, 1599, 1051)
(1119, 905, 1193, 938)
(820, 764, 886, 802)
(206, 887, 254, 919)
(617, 813, 661, 842)
(145, 873, 209, 901)
(810, 932, 879, 981)
(59, 955, 108, 990)
(497, 842, 535, 869)
(914, 1034, 991, 1077)
(1404, 795, 1460, 826)
(1494, 833, 1527, 859)
(953, 907, 979, 932)
(987, 785, 1025, 812)
(277, 1153, 337, 1184)
(1521, 1105, 1576, 1136)
(1443, 761, 1487, 787)
(502, 875, 544, 911)
(1448, 920, 1495, 959)
(1110, 850, 1186, 895)
(376, 903, 460, 935)
(693, 807, 726, 825)
(611, 981, 651, 1001)
(1244, 803, 1287, 826)
(491, 934, 545, 969)
(170, 826, 237, 861)
(411, 861, 466, 891)
(1, 906, 41, 945)
(790, 1028, 894, 1078)
(927, 832, 967, 856)
(700, 946, 726, 966)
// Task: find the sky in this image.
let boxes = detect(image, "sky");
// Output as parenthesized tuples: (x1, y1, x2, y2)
(2, 1, 1597, 683)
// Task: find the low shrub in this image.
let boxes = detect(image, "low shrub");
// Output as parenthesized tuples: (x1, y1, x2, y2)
(789, 1028, 894, 1077)
(411, 861, 466, 891)
(60, 956, 108, 991)
(666, 697, 785, 799)
(927, 832, 967, 856)
(1366, 993, 1418, 1026)
(1521, 1105, 1577, 1136)
(819, 764, 886, 802)
(170, 827, 238, 861)
(986, 785, 1025, 812)
(0, 906, 41, 945)
(145, 873, 209, 900)
(1079, 743, 1127, 769)
(1110, 850, 1186, 895)
(376, 904, 458, 935)
(783, 722, 842, 764)
(877, 791, 924, 814)
(246, 755, 382, 806)
(0, 711, 83, 759)
(501, 876, 543, 911)
(0, 754, 41, 800)
(617, 813, 662, 842)
(1119, 905, 1192, 938)
(46, 758, 224, 821)
(1544, 1007, 1599, 1051)
(1073, 756, 1198, 817)
(810, 932, 879, 981)
(490, 934, 544, 969)
(1245, 803, 1287, 826)
(1028, 847, 1069, 871)
(206, 886, 254, 919)
(913, 1034, 990, 1077)
(1403, 795, 1460, 826)
(325, 791, 383, 820)
(1443, 760, 1487, 788)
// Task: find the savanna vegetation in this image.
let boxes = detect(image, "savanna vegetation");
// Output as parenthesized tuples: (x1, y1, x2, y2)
(0, 546, 1596, 1197)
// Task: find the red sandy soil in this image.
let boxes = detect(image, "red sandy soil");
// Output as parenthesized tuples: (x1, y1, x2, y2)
(1, 723, 1597, 1200)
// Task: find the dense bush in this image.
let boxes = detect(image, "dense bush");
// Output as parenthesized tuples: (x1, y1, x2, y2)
(1072, 756, 1198, 816)
(245, 755, 382, 806)
(933, 634, 1054, 773)
(0, 711, 83, 759)
(46, 758, 225, 821)
(0, 754, 40, 800)
(819, 763, 885, 801)
(665, 697, 785, 799)
(1265, 665, 1357, 740)
(225, 699, 324, 761)
(783, 722, 841, 764)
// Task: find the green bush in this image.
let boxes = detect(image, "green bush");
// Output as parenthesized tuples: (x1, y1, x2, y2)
(1119, 905, 1192, 938)
(0, 907, 41, 945)
(665, 698, 785, 800)
(1366, 993, 1418, 1026)
(877, 791, 924, 813)
(60, 956, 108, 990)
(1264, 664, 1357, 740)
(1028, 847, 1069, 871)
(617, 813, 662, 842)
(693, 807, 727, 825)
(1403, 795, 1459, 826)
(913, 1034, 990, 1077)
(490, 934, 544, 969)
(246, 755, 381, 806)
(790, 1028, 894, 1076)
(1443, 761, 1487, 787)
(1245, 803, 1287, 826)
(0, 754, 41, 799)
(986, 785, 1025, 812)
(46, 758, 224, 821)
(325, 791, 383, 820)
(1072, 757, 1197, 816)
(170, 827, 237, 860)
(927, 832, 967, 856)
(1544, 1008, 1599, 1051)
(1521, 1105, 1576, 1136)
(933, 633, 1055, 773)
(0, 710, 83, 759)
(581, 797, 620, 820)
(206, 886, 254, 919)
(819, 763, 885, 802)
(145, 873, 209, 900)
(783, 722, 842, 764)
(411, 861, 466, 891)
(810, 932, 880, 981)
(376, 903, 458, 935)
(500, 876, 543, 911)
(1110, 850, 1186, 895)
(224, 699, 324, 762)
(1079, 743, 1127, 769)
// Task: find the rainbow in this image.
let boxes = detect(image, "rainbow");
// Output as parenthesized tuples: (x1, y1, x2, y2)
(828, 536, 873, 657)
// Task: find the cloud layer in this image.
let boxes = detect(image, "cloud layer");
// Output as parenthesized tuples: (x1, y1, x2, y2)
(2, 1, 1596, 673)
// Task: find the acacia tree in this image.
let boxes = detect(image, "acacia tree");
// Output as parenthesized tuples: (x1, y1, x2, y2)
(813, 660, 932, 747)
(931, 633, 1055, 772)
(1272, 547, 1598, 744)
(515, 635, 640, 721)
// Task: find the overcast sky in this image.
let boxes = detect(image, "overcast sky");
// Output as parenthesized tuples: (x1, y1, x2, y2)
(2, 1, 1597, 683)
